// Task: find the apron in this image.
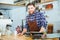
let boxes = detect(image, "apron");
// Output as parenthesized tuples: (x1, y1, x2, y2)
(28, 15, 40, 32)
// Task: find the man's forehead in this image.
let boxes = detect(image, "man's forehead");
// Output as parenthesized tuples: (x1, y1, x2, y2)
(28, 5, 35, 8)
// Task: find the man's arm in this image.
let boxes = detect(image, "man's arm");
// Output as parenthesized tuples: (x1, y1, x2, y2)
(39, 13, 47, 38)
(21, 18, 28, 35)
(18, 22, 28, 35)
(21, 28, 27, 35)
(39, 13, 47, 33)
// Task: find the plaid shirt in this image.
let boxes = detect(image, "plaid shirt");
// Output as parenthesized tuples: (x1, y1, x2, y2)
(25, 11, 47, 29)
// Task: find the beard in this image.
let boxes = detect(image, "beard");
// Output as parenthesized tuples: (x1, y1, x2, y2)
(29, 11, 34, 15)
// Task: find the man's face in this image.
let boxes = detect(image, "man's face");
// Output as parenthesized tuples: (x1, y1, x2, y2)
(27, 5, 35, 14)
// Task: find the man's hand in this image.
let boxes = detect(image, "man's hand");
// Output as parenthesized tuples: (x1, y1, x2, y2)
(17, 33, 23, 36)
(39, 26, 45, 33)
(17, 28, 27, 36)
(39, 26, 46, 38)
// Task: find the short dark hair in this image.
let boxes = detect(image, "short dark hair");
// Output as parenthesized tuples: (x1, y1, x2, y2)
(27, 3, 35, 7)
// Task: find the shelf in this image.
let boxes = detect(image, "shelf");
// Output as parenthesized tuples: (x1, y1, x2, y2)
(0, 0, 55, 10)
(0, 3, 21, 10)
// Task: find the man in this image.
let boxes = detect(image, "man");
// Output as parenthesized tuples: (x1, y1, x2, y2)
(18, 3, 47, 37)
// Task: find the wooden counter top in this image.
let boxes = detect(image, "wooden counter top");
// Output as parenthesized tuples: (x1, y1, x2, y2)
(0, 34, 59, 40)
(0, 35, 32, 40)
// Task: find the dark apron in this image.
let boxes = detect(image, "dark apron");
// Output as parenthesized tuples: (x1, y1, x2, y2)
(28, 15, 40, 32)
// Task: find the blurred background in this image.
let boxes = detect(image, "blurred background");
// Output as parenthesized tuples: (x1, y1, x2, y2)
(0, 0, 60, 35)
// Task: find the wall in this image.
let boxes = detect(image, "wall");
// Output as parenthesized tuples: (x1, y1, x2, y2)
(1, 0, 60, 33)
(9, 7, 26, 31)
(39, 1, 60, 32)
(0, 0, 14, 4)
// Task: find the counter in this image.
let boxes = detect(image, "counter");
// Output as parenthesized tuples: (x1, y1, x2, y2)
(47, 33, 60, 38)
(0, 33, 60, 40)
